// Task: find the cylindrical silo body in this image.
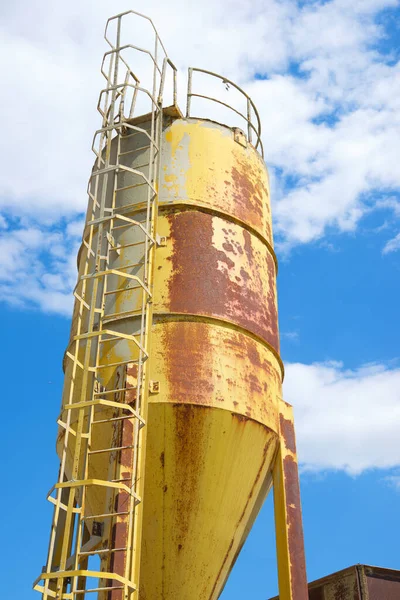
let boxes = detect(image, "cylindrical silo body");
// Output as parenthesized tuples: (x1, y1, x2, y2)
(56, 112, 292, 598)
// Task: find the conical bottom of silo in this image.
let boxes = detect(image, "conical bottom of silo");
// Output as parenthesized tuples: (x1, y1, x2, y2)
(139, 402, 278, 600)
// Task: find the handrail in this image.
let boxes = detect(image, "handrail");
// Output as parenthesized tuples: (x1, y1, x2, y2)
(186, 67, 264, 157)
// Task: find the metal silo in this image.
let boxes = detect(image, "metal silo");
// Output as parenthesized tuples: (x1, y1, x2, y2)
(34, 11, 308, 600)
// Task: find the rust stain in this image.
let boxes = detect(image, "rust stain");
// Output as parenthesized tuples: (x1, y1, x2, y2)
(166, 211, 279, 353)
(172, 404, 208, 560)
(280, 414, 297, 454)
(158, 321, 280, 428)
(106, 363, 138, 600)
(332, 578, 350, 600)
(233, 413, 247, 423)
(240, 267, 250, 282)
(162, 321, 214, 406)
(283, 455, 308, 600)
(224, 332, 278, 424)
(108, 492, 129, 600)
(230, 158, 273, 243)
(309, 574, 357, 600)
(222, 241, 236, 254)
(231, 165, 263, 220)
(242, 230, 253, 263)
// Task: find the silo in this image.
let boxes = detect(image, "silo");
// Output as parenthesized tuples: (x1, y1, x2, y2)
(34, 11, 308, 600)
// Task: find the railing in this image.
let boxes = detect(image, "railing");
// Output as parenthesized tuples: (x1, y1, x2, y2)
(186, 67, 264, 157)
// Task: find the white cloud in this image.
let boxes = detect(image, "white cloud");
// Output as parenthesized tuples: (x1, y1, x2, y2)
(0, 218, 80, 315)
(0, 0, 400, 311)
(66, 219, 85, 238)
(376, 197, 400, 216)
(284, 361, 400, 474)
(382, 232, 400, 253)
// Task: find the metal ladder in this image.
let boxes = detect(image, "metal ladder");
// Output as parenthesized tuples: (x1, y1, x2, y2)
(34, 11, 176, 599)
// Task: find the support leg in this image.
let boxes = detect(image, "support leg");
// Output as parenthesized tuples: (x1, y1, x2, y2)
(273, 399, 308, 600)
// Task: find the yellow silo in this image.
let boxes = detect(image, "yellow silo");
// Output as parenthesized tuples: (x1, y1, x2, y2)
(34, 11, 308, 600)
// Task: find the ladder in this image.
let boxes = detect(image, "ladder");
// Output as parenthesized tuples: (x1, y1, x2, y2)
(34, 11, 176, 599)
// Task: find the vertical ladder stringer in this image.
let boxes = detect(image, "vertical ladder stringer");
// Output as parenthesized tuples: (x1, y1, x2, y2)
(34, 11, 174, 600)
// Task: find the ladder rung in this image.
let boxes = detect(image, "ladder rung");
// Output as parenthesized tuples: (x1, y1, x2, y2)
(112, 202, 157, 218)
(109, 241, 148, 252)
(118, 146, 150, 162)
(106, 263, 144, 276)
(74, 586, 124, 595)
(102, 309, 144, 323)
(89, 164, 157, 194)
(103, 281, 146, 296)
(122, 129, 143, 139)
(110, 222, 147, 232)
(109, 245, 146, 257)
(83, 511, 129, 521)
(119, 163, 150, 175)
(93, 414, 144, 426)
(94, 385, 137, 396)
(79, 547, 126, 557)
(96, 358, 140, 370)
(118, 142, 150, 152)
(115, 181, 147, 193)
(88, 444, 135, 456)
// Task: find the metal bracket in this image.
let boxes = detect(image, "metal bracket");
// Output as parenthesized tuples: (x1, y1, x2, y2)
(233, 128, 247, 148)
(156, 235, 167, 247)
(149, 380, 160, 394)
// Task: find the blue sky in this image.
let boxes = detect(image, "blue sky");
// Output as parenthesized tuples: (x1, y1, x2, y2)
(1, 0, 400, 598)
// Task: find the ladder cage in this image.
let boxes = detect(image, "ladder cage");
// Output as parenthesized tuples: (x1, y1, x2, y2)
(34, 11, 176, 600)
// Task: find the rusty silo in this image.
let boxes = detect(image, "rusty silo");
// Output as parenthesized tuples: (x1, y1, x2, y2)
(34, 10, 308, 600)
